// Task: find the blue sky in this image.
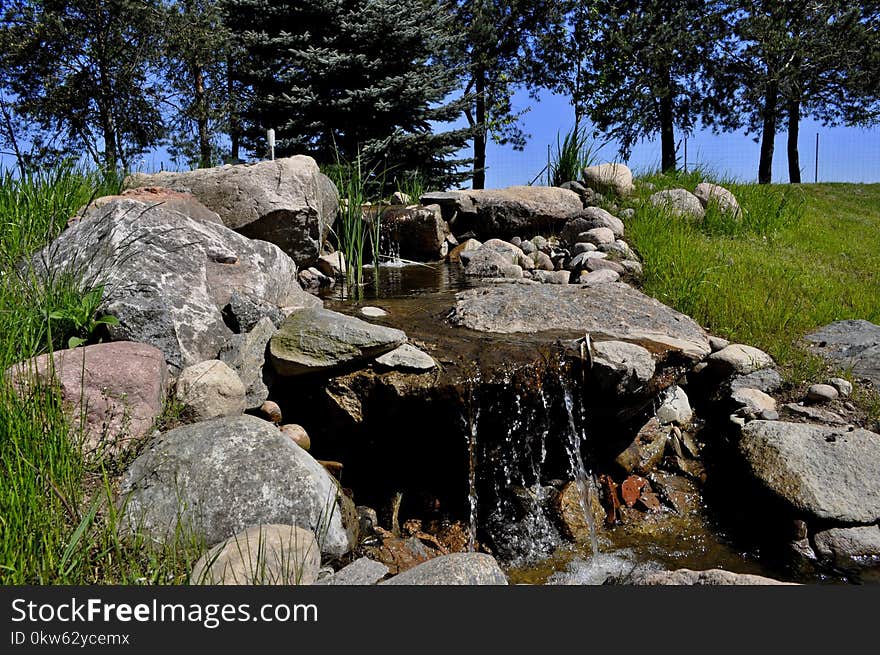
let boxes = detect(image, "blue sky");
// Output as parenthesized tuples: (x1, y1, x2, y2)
(475, 89, 880, 188)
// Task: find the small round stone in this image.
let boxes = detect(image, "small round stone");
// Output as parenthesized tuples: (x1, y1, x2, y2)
(807, 383, 839, 404)
(280, 423, 311, 450)
(360, 306, 388, 318)
(828, 377, 853, 398)
(259, 400, 283, 423)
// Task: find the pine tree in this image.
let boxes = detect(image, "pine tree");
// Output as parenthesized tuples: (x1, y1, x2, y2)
(221, 0, 472, 189)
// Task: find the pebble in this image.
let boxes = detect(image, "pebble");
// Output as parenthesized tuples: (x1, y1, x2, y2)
(807, 383, 838, 404)
(280, 424, 311, 450)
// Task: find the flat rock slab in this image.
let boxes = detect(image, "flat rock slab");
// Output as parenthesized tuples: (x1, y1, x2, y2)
(449, 282, 710, 360)
(120, 414, 351, 555)
(374, 343, 436, 372)
(739, 420, 880, 524)
(380, 553, 508, 585)
(270, 307, 407, 376)
(317, 557, 389, 585)
(805, 320, 880, 385)
(8, 341, 168, 457)
(637, 568, 794, 585)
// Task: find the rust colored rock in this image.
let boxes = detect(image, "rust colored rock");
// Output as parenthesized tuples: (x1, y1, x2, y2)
(614, 417, 669, 475)
(551, 481, 605, 542)
(621, 475, 648, 507)
(280, 423, 311, 450)
(636, 492, 662, 513)
(362, 527, 441, 575)
(8, 341, 168, 457)
(318, 459, 343, 478)
(260, 400, 283, 423)
(598, 475, 622, 526)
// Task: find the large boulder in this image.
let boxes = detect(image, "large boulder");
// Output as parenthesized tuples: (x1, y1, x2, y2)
(805, 320, 880, 385)
(813, 526, 880, 569)
(739, 420, 880, 524)
(449, 282, 711, 360)
(427, 186, 583, 240)
(380, 553, 508, 585)
(75, 186, 223, 225)
(120, 414, 352, 555)
(36, 198, 319, 372)
(124, 156, 338, 268)
(582, 163, 635, 197)
(379, 205, 451, 261)
(189, 524, 321, 585)
(649, 189, 705, 219)
(7, 341, 168, 457)
(269, 307, 407, 376)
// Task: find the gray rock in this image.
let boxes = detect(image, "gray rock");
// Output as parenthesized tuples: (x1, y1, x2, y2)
(813, 526, 880, 568)
(120, 415, 352, 555)
(731, 368, 784, 393)
(650, 188, 705, 219)
(531, 270, 571, 285)
(731, 387, 777, 417)
(531, 250, 555, 271)
(620, 208, 635, 220)
(270, 308, 407, 376)
(360, 306, 388, 318)
(223, 291, 286, 334)
(636, 568, 793, 585)
(390, 191, 411, 205)
(580, 227, 615, 246)
(807, 383, 839, 404)
(582, 163, 635, 197)
(175, 360, 246, 420)
(584, 258, 626, 275)
(805, 320, 880, 385)
(480, 239, 534, 269)
(459, 248, 523, 279)
(567, 250, 607, 271)
(709, 336, 730, 352)
(316, 252, 346, 278)
(218, 317, 277, 408)
(598, 239, 636, 260)
(379, 205, 451, 261)
(374, 343, 436, 372)
(318, 557, 389, 585)
(591, 340, 656, 394)
(619, 260, 643, 278)
(519, 239, 536, 255)
(450, 282, 711, 360)
(579, 269, 621, 286)
(572, 242, 597, 255)
(35, 197, 317, 373)
(531, 235, 550, 252)
(694, 182, 741, 216)
(562, 209, 624, 244)
(380, 553, 507, 585)
(657, 386, 693, 426)
(739, 420, 880, 523)
(418, 191, 476, 223)
(708, 344, 774, 375)
(190, 524, 321, 585)
(829, 377, 853, 398)
(783, 403, 847, 425)
(125, 156, 338, 268)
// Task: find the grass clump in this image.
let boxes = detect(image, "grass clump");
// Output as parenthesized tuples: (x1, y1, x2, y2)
(545, 125, 604, 187)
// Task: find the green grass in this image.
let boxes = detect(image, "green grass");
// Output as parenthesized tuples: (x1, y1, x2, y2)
(0, 164, 206, 584)
(625, 176, 880, 423)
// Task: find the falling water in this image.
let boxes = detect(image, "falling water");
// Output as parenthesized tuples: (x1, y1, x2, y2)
(561, 374, 600, 557)
(465, 375, 481, 552)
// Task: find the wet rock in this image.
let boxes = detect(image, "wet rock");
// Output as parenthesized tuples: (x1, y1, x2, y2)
(552, 481, 605, 542)
(693, 183, 741, 216)
(381, 553, 507, 585)
(362, 527, 439, 575)
(7, 341, 168, 457)
(807, 383, 839, 404)
(635, 568, 794, 585)
(374, 344, 437, 372)
(360, 306, 388, 318)
(708, 344, 774, 375)
(731, 387, 777, 418)
(649, 189, 705, 219)
(125, 156, 337, 268)
(120, 415, 352, 555)
(175, 359, 246, 420)
(730, 368, 783, 394)
(189, 524, 320, 585)
(829, 377, 853, 398)
(649, 472, 701, 515)
(657, 386, 693, 426)
(36, 197, 318, 372)
(621, 475, 648, 507)
(739, 420, 880, 524)
(280, 424, 311, 450)
(582, 163, 635, 197)
(615, 417, 668, 475)
(316, 252, 346, 278)
(813, 526, 880, 569)
(450, 283, 711, 360)
(218, 317, 276, 408)
(317, 557, 389, 585)
(270, 307, 407, 376)
(805, 320, 880, 385)
(591, 340, 656, 395)
(379, 205, 451, 260)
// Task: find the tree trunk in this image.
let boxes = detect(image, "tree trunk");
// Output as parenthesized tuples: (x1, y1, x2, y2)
(96, 56, 118, 171)
(472, 69, 487, 190)
(786, 97, 801, 184)
(659, 94, 676, 172)
(758, 79, 779, 184)
(195, 65, 212, 168)
(227, 56, 240, 161)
